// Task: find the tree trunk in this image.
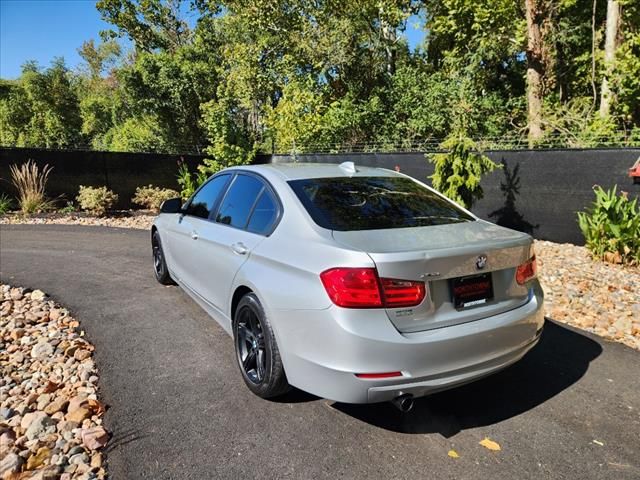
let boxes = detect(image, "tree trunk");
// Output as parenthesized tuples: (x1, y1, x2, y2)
(379, 7, 397, 76)
(599, 0, 622, 118)
(525, 0, 545, 146)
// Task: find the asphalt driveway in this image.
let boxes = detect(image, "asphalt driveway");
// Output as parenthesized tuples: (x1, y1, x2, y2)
(1, 224, 639, 479)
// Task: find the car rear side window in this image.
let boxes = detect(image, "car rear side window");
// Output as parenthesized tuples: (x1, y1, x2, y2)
(185, 174, 230, 219)
(247, 190, 278, 235)
(216, 174, 263, 229)
(288, 176, 474, 231)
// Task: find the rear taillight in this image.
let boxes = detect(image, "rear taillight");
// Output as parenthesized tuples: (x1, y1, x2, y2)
(320, 268, 425, 309)
(320, 268, 382, 308)
(516, 255, 537, 285)
(380, 278, 426, 308)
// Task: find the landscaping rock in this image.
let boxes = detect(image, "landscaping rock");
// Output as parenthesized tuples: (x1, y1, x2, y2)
(90, 453, 102, 469)
(0, 452, 23, 477)
(0, 284, 108, 479)
(21, 411, 48, 430)
(74, 349, 92, 362)
(0, 211, 155, 230)
(67, 395, 88, 414)
(25, 414, 55, 440)
(81, 427, 109, 450)
(535, 240, 640, 350)
(26, 446, 52, 470)
(37, 393, 52, 410)
(66, 407, 91, 423)
(31, 340, 54, 360)
(30, 290, 46, 301)
(57, 420, 80, 435)
(68, 453, 89, 466)
(0, 437, 15, 454)
(44, 397, 69, 415)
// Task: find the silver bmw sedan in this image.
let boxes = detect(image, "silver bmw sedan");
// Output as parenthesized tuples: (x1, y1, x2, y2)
(152, 162, 544, 409)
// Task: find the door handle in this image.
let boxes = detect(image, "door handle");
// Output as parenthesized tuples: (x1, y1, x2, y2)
(231, 242, 248, 255)
(191, 231, 199, 240)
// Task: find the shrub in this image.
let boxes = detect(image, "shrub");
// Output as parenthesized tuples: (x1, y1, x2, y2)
(58, 201, 75, 214)
(427, 135, 501, 209)
(132, 185, 180, 211)
(0, 193, 14, 214)
(177, 161, 207, 200)
(577, 186, 640, 265)
(9, 160, 55, 214)
(76, 186, 118, 216)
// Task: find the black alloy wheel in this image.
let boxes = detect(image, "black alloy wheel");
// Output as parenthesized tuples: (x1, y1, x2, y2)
(152, 230, 173, 285)
(233, 293, 290, 398)
(236, 306, 266, 384)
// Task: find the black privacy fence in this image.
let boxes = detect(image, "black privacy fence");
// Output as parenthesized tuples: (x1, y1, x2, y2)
(0, 148, 206, 210)
(2, 147, 639, 244)
(273, 149, 640, 244)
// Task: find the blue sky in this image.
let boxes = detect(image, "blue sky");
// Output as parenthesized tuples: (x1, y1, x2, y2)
(1, 0, 117, 78)
(1, 0, 425, 79)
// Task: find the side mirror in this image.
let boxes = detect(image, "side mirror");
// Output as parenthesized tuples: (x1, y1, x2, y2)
(160, 197, 184, 214)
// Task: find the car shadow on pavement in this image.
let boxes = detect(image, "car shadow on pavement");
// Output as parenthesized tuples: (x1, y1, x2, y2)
(331, 319, 602, 437)
(272, 388, 321, 403)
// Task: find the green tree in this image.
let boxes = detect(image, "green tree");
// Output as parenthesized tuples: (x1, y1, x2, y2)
(4, 0, 639, 154)
(264, 77, 326, 154)
(609, 0, 640, 128)
(0, 60, 83, 148)
(428, 135, 501, 208)
(76, 40, 123, 149)
(96, 0, 191, 52)
(199, 95, 257, 174)
(112, 45, 219, 151)
(105, 114, 168, 152)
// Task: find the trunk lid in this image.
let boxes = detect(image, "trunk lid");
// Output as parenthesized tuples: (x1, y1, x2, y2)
(332, 220, 534, 333)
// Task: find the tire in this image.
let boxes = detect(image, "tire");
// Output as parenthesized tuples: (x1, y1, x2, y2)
(151, 230, 174, 285)
(233, 293, 290, 398)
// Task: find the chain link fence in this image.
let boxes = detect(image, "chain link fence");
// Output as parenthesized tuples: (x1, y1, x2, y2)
(2, 129, 639, 156)
(273, 131, 640, 155)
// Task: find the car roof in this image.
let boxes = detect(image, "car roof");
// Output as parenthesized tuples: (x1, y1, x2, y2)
(230, 162, 400, 181)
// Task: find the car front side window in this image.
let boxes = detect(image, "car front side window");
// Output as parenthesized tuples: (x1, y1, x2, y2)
(184, 174, 230, 219)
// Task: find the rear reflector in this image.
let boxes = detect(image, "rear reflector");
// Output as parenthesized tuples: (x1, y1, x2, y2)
(320, 267, 426, 308)
(516, 255, 537, 285)
(355, 371, 403, 379)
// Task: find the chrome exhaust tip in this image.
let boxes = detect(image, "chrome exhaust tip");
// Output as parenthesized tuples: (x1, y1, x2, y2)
(391, 394, 414, 412)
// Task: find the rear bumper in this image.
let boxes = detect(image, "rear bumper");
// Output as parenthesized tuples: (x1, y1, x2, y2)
(272, 283, 544, 404)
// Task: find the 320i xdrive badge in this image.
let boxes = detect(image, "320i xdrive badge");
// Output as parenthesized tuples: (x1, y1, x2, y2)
(151, 162, 544, 410)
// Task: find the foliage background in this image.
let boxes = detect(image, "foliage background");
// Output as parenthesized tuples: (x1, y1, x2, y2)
(1, 0, 639, 173)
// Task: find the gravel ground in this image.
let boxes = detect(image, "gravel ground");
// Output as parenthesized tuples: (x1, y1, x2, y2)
(0, 285, 108, 480)
(2, 213, 638, 350)
(535, 240, 640, 350)
(0, 212, 154, 230)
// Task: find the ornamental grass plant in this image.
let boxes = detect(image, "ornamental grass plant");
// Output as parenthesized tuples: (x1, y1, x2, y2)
(9, 160, 55, 215)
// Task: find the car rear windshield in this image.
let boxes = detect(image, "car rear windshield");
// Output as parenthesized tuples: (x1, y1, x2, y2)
(288, 176, 474, 231)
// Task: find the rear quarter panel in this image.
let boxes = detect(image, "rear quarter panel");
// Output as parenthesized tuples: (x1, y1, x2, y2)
(232, 224, 373, 314)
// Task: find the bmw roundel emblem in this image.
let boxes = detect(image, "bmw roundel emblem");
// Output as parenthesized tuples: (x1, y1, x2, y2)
(476, 255, 487, 270)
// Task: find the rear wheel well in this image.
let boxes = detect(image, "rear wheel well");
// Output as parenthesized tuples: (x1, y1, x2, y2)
(231, 286, 253, 319)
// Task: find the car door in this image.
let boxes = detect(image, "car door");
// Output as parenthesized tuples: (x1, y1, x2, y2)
(163, 173, 232, 286)
(189, 173, 280, 325)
